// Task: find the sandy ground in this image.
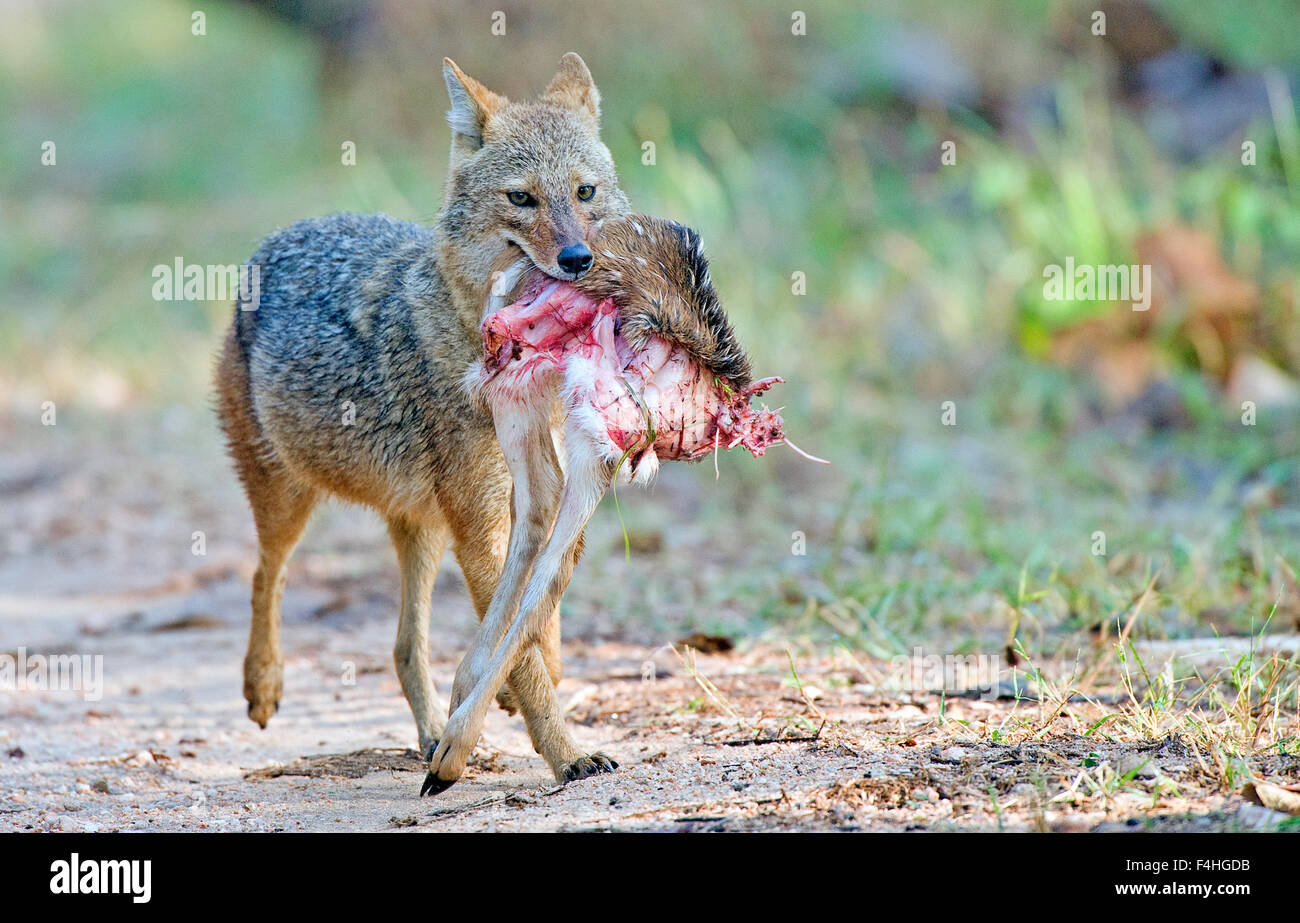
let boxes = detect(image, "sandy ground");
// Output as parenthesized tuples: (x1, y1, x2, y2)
(2, 410, 1297, 833)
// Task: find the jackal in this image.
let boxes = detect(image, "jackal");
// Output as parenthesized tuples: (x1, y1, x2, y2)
(216, 55, 778, 792)
(216, 54, 631, 782)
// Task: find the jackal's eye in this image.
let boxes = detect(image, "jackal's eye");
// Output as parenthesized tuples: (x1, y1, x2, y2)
(507, 190, 537, 207)
(576, 184, 596, 202)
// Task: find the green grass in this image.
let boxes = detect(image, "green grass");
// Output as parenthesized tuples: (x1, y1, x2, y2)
(2, 0, 1299, 762)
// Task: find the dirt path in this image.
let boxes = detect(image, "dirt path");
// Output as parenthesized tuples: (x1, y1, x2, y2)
(1, 411, 1295, 832)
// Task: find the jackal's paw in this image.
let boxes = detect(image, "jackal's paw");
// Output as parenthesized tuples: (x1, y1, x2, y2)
(243, 659, 282, 729)
(560, 752, 619, 783)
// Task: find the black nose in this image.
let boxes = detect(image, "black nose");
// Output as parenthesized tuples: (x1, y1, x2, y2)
(557, 243, 593, 278)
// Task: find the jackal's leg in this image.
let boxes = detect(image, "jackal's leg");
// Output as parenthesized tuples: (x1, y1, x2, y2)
(426, 451, 613, 793)
(388, 515, 451, 758)
(514, 532, 585, 723)
(243, 478, 318, 728)
(507, 540, 603, 781)
(218, 328, 319, 729)
(539, 531, 583, 687)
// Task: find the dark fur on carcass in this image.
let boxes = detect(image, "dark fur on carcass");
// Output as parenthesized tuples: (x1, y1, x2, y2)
(570, 215, 754, 390)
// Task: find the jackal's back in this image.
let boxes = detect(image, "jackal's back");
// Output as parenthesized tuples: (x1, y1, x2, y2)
(218, 213, 496, 516)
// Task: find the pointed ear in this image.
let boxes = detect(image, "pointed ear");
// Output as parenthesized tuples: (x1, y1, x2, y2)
(443, 58, 504, 160)
(541, 52, 600, 123)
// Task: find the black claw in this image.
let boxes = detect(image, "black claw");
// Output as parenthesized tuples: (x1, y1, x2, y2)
(420, 771, 456, 797)
(561, 754, 620, 783)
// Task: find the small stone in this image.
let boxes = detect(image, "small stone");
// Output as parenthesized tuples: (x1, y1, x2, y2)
(938, 746, 968, 762)
(1235, 803, 1291, 830)
(1116, 753, 1158, 779)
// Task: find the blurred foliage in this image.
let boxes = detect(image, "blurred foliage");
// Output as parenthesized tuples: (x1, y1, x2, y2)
(2, 0, 1297, 407)
(2, 0, 1298, 646)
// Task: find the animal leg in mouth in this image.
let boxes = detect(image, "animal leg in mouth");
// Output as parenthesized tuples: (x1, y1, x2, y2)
(447, 399, 560, 717)
(449, 255, 565, 716)
(424, 442, 612, 794)
(433, 399, 582, 774)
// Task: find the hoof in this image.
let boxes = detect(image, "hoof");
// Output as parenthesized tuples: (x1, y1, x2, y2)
(562, 752, 619, 783)
(421, 739, 440, 762)
(421, 771, 457, 797)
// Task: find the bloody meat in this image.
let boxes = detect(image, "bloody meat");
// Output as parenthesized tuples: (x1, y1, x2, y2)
(475, 271, 790, 476)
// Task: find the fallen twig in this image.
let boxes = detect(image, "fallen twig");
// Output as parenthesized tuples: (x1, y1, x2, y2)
(719, 719, 825, 747)
(419, 783, 565, 823)
(423, 792, 513, 820)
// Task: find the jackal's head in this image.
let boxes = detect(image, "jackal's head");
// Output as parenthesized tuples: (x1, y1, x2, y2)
(438, 53, 630, 300)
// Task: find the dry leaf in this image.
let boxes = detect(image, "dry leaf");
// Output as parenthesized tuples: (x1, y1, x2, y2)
(1241, 781, 1300, 815)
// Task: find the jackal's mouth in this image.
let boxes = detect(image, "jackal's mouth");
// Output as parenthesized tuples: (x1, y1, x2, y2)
(495, 237, 591, 299)
(486, 249, 558, 315)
